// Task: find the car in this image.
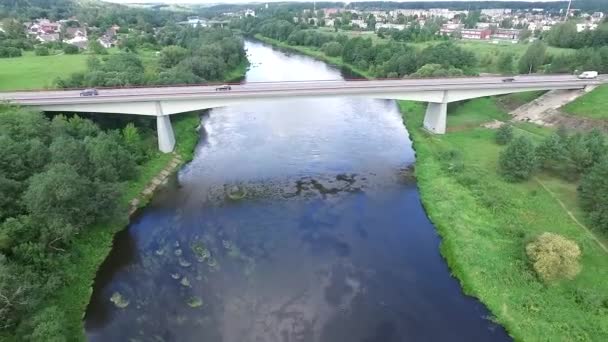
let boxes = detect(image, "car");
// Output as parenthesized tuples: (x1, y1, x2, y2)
(215, 85, 232, 91)
(502, 77, 516, 82)
(80, 88, 99, 96)
(577, 71, 598, 79)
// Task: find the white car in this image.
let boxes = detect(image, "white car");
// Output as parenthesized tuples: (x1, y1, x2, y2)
(577, 71, 598, 79)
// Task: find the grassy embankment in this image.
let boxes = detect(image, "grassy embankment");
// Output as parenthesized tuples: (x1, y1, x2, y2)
(253, 34, 373, 78)
(0, 52, 89, 90)
(400, 96, 608, 341)
(562, 85, 608, 120)
(48, 113, 201, 341)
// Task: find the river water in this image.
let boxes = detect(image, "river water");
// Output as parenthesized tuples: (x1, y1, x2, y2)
(85, 40, 510, 342)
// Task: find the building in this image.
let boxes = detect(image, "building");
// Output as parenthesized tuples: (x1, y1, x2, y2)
(98, 36, 115, 48)
(324, 8, 341, 18)
(493, 28, 521, 40)
(244, 9, 255, 17)
(439, 23, 463, 35)
(577, 23, 598, 32)
(461, 28, 491, 40)
(325, 19, 335, 27)
(351, 19, 368, 29)
(376, 23, 406, 31)
(36, 33, 59, 43)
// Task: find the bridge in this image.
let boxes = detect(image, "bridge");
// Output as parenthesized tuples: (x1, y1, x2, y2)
(0, 75, 604, 152)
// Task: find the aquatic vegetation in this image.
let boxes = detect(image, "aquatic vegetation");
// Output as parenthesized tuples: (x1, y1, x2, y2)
(171, 273, 180, 279)
(154, 248, 165, 256)
(226, 184, 247, 200)
(175, 315, 188, 325)
(207, 257, 219, 270)
(244, 258, 256, 277)
(222, 240, 241, 259)
(110, 292, 130, 308)
(187, 296, 204, 308)
(174, 248, 182, 256)
(174, 241, 180, 248)
(180, 277, 191, 287)
(178, 258, 192, 267)
(191, 240, 211, 262)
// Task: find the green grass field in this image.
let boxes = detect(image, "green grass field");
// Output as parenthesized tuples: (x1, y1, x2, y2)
(0, 52, 89, 90)
(562, 85, 608, 120)
(400, 98, 608, 341)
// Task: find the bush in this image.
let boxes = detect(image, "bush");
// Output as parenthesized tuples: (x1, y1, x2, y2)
(498, 135, 537, 181)
(321, 41, 343, 57)
(495, 123, 514, 145)
(526, 233, 581, 283)
(34, 46, 50, 56)
(63, 44, 79, 55)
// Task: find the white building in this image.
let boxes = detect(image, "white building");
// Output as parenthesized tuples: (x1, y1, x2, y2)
(376, 23, 406, 31)
(245, 9, 256, 17)
(577, 23, 598, 32)
(351, 19, 368, 29)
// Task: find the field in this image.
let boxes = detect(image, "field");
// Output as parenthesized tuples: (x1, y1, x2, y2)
(400, 97, 608, 341)
(562, 85, 608, 120)
(0, 52, 89, 90)
(0, 49, 163, 91)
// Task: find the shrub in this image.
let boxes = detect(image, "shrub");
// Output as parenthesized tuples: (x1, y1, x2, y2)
(498, 135, 537, 181)
(34, 46, 50, 56)
(495, 123, 514, 145)
(63, 44, 79, 55)
(526, 233, 581, 283)
(321, 41, 342, 57)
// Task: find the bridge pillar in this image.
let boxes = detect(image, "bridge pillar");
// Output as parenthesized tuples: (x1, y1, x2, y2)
(423, 102, 447, 134)
(155, 102, 175, 153)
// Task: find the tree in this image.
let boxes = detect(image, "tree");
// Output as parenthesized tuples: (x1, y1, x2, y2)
(159, 45, 189, 69)
(498, 136, 537, 181)
(321, 41, 343, 57)
(88, 39, 107, 55)
(26, 306, 67, 342)
(497, 52, 514, 74)
(579, 158, 608, 233)
(518, 40, 546, 74)
(34, 46, 50, 56)
(63, 44, 79, 54)
(495, 123, 513, 145)
(526, 233, 581, 283)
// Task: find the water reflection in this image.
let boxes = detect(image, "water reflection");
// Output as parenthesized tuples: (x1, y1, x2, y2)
(85, 40, 510, 342)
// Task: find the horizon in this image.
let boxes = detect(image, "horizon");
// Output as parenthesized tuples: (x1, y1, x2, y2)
(103, 0, 569, 5)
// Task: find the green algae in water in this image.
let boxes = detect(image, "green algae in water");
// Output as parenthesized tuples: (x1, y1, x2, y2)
(191, 240, 210, 262)
(180, 277, 191, 287)
(207, 257, 219, 270)
(187, 296, 204, 308)
(171, 273, 180, 279)
(226, 184, 247, 200)
(110, 292, 130, 308)
(222, 239, 241, 259)
(174, 248, 183, 256)
(179, 258, 192, 267)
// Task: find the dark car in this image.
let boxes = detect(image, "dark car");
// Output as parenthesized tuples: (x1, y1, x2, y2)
(80, 88, 99, 96)
(215, 85, 232, 91)
(502, 77, 516, 82)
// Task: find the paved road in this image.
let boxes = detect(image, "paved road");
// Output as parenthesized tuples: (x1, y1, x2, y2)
(0, 75, 604, 106)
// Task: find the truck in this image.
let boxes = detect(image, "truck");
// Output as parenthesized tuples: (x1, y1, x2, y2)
(578, 71, 598, 79)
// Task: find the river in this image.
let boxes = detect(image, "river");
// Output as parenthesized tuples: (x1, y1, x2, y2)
(85, 40, 510, 342)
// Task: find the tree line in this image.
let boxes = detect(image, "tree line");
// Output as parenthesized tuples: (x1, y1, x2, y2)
(238, 18, 477, 78)
(0, 106, 159, 340)
(55, 27, 247, 88)
(496, 125, 608, 235)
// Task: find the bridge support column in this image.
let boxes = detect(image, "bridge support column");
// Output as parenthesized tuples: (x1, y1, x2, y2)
(423, 102, 448, 134)
(156, 102, 175, 153)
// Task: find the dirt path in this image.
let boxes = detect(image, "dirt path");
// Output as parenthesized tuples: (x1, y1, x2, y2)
(510, 88, 591, 125)
(534, 177, 608, 254)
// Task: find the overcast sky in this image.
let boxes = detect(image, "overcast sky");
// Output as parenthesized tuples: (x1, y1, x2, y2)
(104, 0, 565, 4)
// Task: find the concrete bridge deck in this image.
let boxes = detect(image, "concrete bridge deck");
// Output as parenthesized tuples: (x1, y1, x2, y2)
(1, 75, 604, 152)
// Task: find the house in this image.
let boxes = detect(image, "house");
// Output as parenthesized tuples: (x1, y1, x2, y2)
(440, 23, 463, 35)
(325, 19, 335, 27)
(461, 28, 492, 40)
(98, 36, 115, 48)
(244, 9, 255, 17)
(37, 33, 60, 43)
(65, 27, 86, 39)
(376, 23, 406, 31)
(70, 40, 88, 50)
(351, 19, 368, 29)
(493, 28, 521, 40)
(577, 23, 598, 32)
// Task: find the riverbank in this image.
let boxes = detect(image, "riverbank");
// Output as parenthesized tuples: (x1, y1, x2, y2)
(400, 99, 608, 341)
(50, 113, 201, 341)
(253, 34, 372, 78)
